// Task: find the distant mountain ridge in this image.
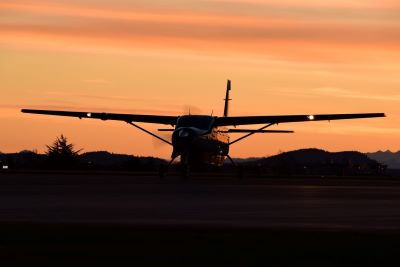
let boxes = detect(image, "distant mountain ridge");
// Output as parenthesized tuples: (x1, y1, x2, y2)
(81, 151, 166, 169)
(366, 151, 400, 169)
(0, 151, 166, 171)
(254, 148, 373, 164)
(0, 148, 390, 174)
(232, 149, 400, 170)
(243, 148, 385, 175)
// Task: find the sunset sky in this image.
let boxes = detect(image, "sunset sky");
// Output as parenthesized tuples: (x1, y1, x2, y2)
(1, 0, 399, 158)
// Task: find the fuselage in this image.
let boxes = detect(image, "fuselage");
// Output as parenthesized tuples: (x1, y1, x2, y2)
(171, 115, 229, 166)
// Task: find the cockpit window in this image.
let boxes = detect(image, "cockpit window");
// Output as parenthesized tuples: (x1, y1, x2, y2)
(176, 116, 214, 130)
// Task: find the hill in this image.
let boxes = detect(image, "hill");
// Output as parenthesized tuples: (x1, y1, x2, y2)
(80, 151, 166, 170)
(247, 148, 385, 175)
(366, 151, 400, 169)
(0, 148, 386, 175)
(0, 150, 166, 171)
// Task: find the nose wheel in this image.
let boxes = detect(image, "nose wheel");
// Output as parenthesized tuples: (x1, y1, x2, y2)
(181, 153, 190, 180)
(182, 164, 190, 179)
(159, 153, 191, 180)
(159, 155, 178, 179)
(227, 155, 244, 179)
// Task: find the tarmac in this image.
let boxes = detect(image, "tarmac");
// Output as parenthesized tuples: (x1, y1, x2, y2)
(1, 171, 400, 230)
(1, 171, 400, 266)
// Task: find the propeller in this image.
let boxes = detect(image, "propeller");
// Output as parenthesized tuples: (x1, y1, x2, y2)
(152, 131, 172, 149)
(182, 104, 203, 115)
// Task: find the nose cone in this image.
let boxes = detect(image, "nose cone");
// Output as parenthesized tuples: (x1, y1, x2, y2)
(172, 127, 201, 147)
(178, 128, 191, 138)
(174, 128, 196, 141)
(171, 127, 206, 158)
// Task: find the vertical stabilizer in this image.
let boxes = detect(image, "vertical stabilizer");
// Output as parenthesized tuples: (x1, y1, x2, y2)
(223, 80, 231, 117)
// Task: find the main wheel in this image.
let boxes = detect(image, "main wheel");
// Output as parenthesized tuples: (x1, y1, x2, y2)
(182, 164, 190, 180)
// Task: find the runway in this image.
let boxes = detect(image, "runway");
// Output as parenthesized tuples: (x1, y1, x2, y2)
(1, 172, 400, 266)
(1, 172, 400, 231)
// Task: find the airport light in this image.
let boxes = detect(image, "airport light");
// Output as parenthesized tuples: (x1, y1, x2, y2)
(308, 115, 315, 120)
(2, 165, 9, 170)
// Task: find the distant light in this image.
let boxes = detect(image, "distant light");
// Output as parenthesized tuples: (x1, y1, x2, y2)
(308, 115, 314, 120)
(2, 165, 8, 170)
(87, 113, 92, 117)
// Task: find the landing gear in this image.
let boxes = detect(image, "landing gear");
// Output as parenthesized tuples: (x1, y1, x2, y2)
(182, 164, 190, 180)
(181, 153, 190, 180)
(159, 155, 179, 179)
(227, 155, 244, 179)
(159, 153, 191, 180)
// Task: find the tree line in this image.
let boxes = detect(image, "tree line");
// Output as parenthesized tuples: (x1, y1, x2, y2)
(0, 135, 166, 171)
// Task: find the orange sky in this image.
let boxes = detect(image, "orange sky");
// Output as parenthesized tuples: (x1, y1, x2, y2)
(1, 0, 399, 158)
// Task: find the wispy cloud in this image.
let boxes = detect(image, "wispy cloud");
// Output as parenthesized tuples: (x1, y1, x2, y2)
(43, 91, 180, 107)
(269, 87, 400, 102)
(14, 91, 187, 115)
(314, 87, 400, 102)
(301, 124, 400, 135)
(83, 79, 111, 84)
(1, 0, 399, 64)
(211, 0, 400, 9)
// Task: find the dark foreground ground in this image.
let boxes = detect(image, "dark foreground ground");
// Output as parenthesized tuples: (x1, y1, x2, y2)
(1, 171, 400, 266)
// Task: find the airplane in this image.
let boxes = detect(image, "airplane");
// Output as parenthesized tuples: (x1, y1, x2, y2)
(22, 80, 385, 177)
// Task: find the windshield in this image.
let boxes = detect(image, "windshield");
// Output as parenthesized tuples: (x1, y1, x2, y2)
(176, 115, 214, 130)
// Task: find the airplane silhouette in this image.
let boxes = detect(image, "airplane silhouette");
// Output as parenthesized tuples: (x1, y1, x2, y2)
(22, 80, 385, 176)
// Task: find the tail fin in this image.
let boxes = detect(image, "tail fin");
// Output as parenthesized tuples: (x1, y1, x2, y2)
(223, 80, 231, 117)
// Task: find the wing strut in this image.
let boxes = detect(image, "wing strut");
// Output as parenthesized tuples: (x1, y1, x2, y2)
(229, 123, 274, 145)
(127, 121, 172, 146)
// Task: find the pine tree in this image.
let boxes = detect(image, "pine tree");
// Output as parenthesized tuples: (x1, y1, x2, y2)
(46, 135, 81, 169)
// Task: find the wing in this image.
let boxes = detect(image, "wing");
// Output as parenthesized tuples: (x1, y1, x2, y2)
(21, 109, 178, 125)
(215, 113, 385, 126)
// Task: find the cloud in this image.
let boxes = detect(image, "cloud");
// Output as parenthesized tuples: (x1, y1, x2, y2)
(211, 0, 400, 9)
(302, 124, 400, 135)
(314, 87, 400, 102)
(83, 79, 111, 84)
(2, 15, 399, 66)
(1, 1, 399, 44)
(16, 91, 186, 115)
(268, 87, 400, 102)
(1, 0, 399, 65)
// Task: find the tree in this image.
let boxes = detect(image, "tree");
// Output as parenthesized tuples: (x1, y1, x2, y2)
(46, 135, 82, 169)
